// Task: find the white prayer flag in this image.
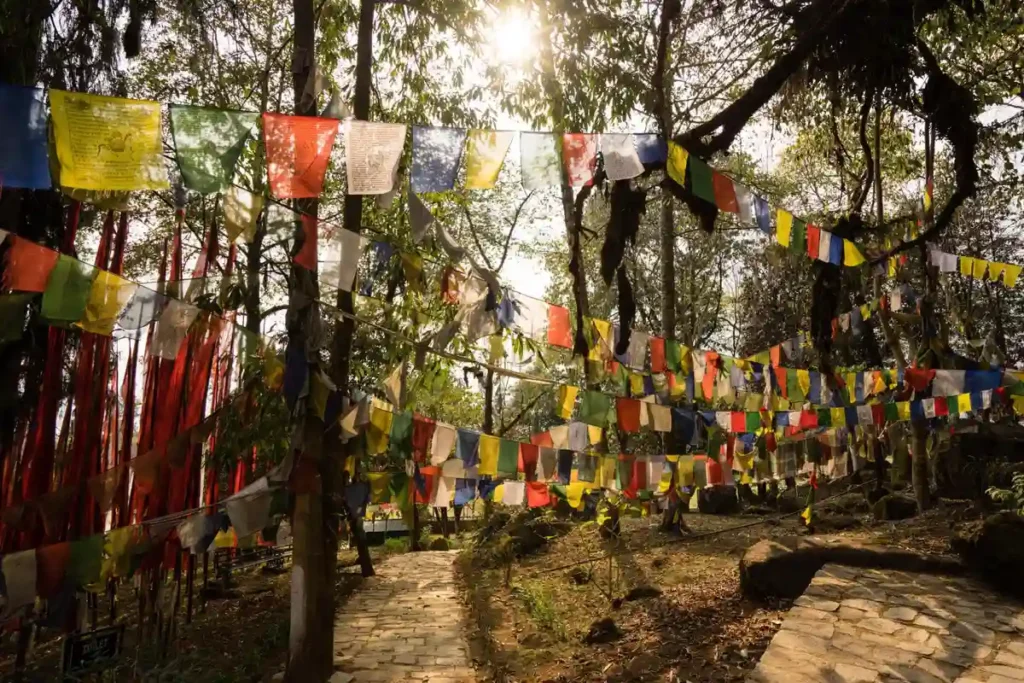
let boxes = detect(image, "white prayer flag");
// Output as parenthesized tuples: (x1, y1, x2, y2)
(226, 477, 273, 538)
(817, 230, 832, 262)
(152, 299, 200, 359)
(600, 134, 644, 181)
(345, 121, 407, 195)
(430, 423, 458, 465)
(1, 550, 35, 618)
(502, 480, 525, 506)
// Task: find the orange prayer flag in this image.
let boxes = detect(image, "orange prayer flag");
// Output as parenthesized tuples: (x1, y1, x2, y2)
(547, 304, 572, 348)
(3, 236, 58, 292)
(711, 171, 738, 213)
(769, 345, 781, 367)
(702, 351, 720, 400)
(650, 336, 666, 373)
(806, 225, 820, 260)
(263, 113, 339, 199)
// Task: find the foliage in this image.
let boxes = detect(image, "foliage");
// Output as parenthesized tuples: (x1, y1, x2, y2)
(987, 473, 1024, 516)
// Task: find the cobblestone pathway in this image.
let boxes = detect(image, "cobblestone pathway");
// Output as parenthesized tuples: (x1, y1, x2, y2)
(333, 551, 476, 683)
(749, 564, 1024, 683)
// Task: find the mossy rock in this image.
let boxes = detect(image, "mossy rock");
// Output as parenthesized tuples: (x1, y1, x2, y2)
(871, 493, 918, 521)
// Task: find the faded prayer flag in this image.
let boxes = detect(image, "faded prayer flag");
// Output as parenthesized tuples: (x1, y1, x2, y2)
(0, 84, 51, 189)
(600, 133, 644, 181)
(263, 112, 339, 198)
(170, 105, 259, 194)
(78, 271, 137, 335)
(223, 185, 265, 243)
(465, 130, 514, 189)
(3, 237, 58, 292)
(40, 255, 96, 324)
(562, 133, 597, 186)
(49, 90, 169, 191)
(410, 126, 466, 192)
(520, 132, 562, 188)
(345, 121, 407, 195)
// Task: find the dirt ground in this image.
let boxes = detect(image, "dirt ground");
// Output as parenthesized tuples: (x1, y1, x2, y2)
(458, 494, 978, 683)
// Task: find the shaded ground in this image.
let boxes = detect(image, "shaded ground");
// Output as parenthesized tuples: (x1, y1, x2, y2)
(458, 495, 978, 683)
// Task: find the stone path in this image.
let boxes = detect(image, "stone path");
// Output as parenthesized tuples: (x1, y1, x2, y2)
(749, 564, 1024, 683)
(333, 551, 476, 683)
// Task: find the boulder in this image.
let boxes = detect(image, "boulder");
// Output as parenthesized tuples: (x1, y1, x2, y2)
(583, 617, 622, 644)
(697, 485, 740, 514)
(872, 493, 918, 521)
(953, 511, 1024, 599)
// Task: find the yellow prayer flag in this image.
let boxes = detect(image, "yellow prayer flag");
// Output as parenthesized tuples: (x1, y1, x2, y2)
(590, 319, 612, 361)
(465, 130, 515, 189)
(988, 262, 1006, 282)
(629, 373, 645, 396)
(1013, 396, 1024, 416)
(972, 259, 989, 279)
(670, 372, 686, 399)
(860, 304, 871, 320)
(588, 425, 603, 445)
(888, 257, 897, 278)
(556, 385, 579, 419)
(845, 373, 857, 402)
(776, 209, 793, 247)
(831, 408, 846, 428)
(1003, 264, 1022, 288)
(492, 483, 504, 503)
(368, 472, 391, 504)
(897, 402, 911, 421)
(597, 456, 617, 488)
(959, 256, 974, 277)
(797, 370, 811, 397)
(366, 406, 393, 455)
(488, 334, 504, 364)
(77, 271, 137, 336)
(49, 90, 169, 191)
(666, 142, 689, 186)
(224, 185, 264, 243)
(566, 482, 588, 510)
(658, 470, 673, 494)
(677, 455, 695, 487)
(843, 240, 866, 266)
(800, 505, 812, 525)
(957, 393, 973, 414)
(478, 435, 500, 476)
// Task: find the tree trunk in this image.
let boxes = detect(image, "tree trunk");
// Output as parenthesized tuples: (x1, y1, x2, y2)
(911, 421, 930, 511)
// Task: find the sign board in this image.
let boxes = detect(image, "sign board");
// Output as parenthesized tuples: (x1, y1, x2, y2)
(61, 624, 125, 674)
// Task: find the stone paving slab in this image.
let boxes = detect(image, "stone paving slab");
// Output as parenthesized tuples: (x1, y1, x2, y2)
(748, 564, 1024, 683)
(334, 551, 476, 683)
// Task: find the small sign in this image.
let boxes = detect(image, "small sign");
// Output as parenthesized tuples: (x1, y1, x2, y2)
(61, 624, 125, 674)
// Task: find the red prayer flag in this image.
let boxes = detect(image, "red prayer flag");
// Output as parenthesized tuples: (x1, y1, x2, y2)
(806, 225, 820, 259)
(526, 481, 551, 508)
(769, 345, 781, 367)
(263, 112, 339, 199)
(871, 404, 886, 425)
(649, 337, 666, 373)
(934, 397, 949, 417)
(711, 171, 738, 213)
(547, 304, 572, 348)
(440, 267, 466, 304)
(702, 351, 719, 401)
(411, 414, 436, 463)
(36, 541, 71, 598)
(799, 410, 818, 429)
(413, 465, 439, 504)
(562, 133, 597, 186)
(773, 365, 788, 398)
(904, 367, 936, 391)
(730, 412, 746, 433)
(705, 456, 723, 485)
(3, 236, 59, 292)
(530, 430, 554, 448)
(519, 443, 539, 480)
(616, 398, 642, 433)
(294, 214, 318, 270)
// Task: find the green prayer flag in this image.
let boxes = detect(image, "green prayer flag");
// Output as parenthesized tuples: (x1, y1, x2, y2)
(884, 402, 900, 422)
(706, 426, 725, 460)
(616, 456, 632, 490)
(787, 368, 805, 403)
(665, 339, 682, 372)
(790, 218, 806, 256)
(549, 484, 567, 501)
(817, 408, 831, 427)
(688, 156, 716, 204)
(389, 472, 410, 509)
(498, 439, 519, 475)
(41, 255, 96, 324)
(745, 412, 761, 432)
(169, 105, 260, 194)
(388, 411, 413, 458)
(0, 293, 34, 344)
(580, 391, 611, 427)
(69, 534, 103, 588)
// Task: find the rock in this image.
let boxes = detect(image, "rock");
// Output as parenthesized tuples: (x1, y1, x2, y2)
(271, 673, 285, 682)
(697, 485, 740, 515)
(624, 585, 662, 601)
(329, 673, 354, 683)
(872, 494, 918, 521)
(583, 617, 622, 644)
(569, 566, 591, 585)
(428, 537, 450, 551)
(952, 511, 1024, 599)
(626, 653, 661, 676)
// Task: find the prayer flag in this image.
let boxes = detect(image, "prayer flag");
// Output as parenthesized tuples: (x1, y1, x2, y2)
(666, 141, 689, 186)
(616, 398, 642, 433)
(3, 237, 59, 292)
(520, 132, 562, 188)
(1003, 264, 1022, 287)
(562, 133, 597, 186)
(498, 439, 520, 475)
(959, 256, 974, 276)
(294, 215, 318, 270)
(478, 435, 500, 476)
(688, 156, 715, 203)
(650, 336, 666, 372)
(388, 411, 413, 458)
(457, 429, 480, 467)
(170, 105, 258, 194)
(831, 407, 846, 427)
(264, 112, 339, 198)
(41, 254, 96, 323)
(223, 186, 264, 243)
(0, 84, 51, 189)
(806, 225, 820, 260)
(49, 90, 168, 190)
(972, 259, 988, 279)
(843, 240, 866, 267)
(634, 134, 667, 164)
(988, 262, 1006, 282)
(366, 406, 393, 454)
(790, 217, 806, 255)
(711, 171, 738, 213)
(776, 209, 793, 247)
(549, 424, 569, 449)
(410, 126, 467, 192)
(526, 481, 550, 508)
(547, 304, 572, 348)
(519, 443, 539, 479)
(323, 228, 365, 292)
(754, 196, 771, 234)
(78, 270, 137, 335)
(600, 133, 644, 181)
(226, 477, 273, 538)
(345, 121, 407, 195)
(734, 183, 754, 223)
(957, 393, 972, 414)
(502, 480, 525, 506)
(151, 299, 200, 359)
(580, 391, 611, 427)
(649, 404, 672, 432)
(828, 232, 843, 265)
(465, 129, 514, 189)
(412, 415, 437, 463)
(556, 385, 578, 419)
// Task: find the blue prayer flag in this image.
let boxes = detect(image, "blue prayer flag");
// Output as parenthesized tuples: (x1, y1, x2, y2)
(456, 429, 480, 468)
(828, 235, 844, 265)
(671, 408, 696, 446)
(454, 479, 476, 506)
(809, 372, 822, 404)
(0, 85, 51, 189)
(754, 197, 771, 234)
(634, 134, 667, 164)
(966, 370, 1001, 394)
(410, 126, 466, 193)
(845, 407, 859, 426)
(910, 400, 926, 423)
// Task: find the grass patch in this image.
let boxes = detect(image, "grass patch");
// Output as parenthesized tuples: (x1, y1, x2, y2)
(510, 582, 566, 640)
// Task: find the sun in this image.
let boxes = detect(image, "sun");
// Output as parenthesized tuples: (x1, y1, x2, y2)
(487, 9, 535, 66)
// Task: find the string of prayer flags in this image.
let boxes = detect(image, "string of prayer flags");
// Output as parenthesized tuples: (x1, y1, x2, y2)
(562, 133, 597, 186)
(223, 185, 265, 243)
(465, 130, 515, 189)
(600, 133, 644, 181)
(345, 121, 407, 195)
(263, 113, 339, 199)
(0, 84, 51, 189)
(520, 132, 562, 189)
(169, 105, 258, 194)
(411, 126, 467, 192)
(49, 90, 168, 191)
